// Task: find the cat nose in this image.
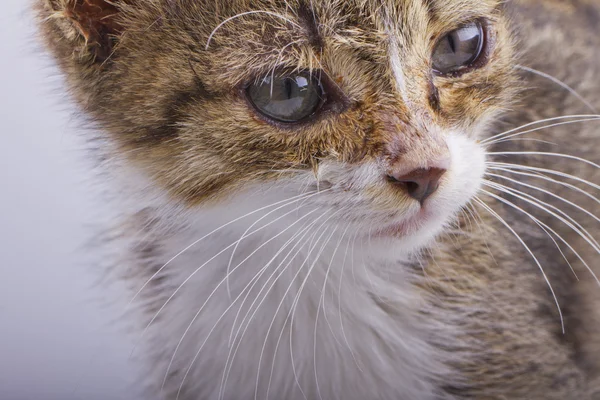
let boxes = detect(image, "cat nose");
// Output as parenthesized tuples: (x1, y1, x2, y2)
(386, 167, 447, 205)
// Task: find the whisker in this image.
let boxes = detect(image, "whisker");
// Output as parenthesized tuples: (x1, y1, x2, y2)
(477, 188, 599, 299)
(482, 182, 600, 273)
(288, 224, 340, 400)
(459, 208, 473, 233)
(173, 209, 324, 400)
(206, 10, 301, 49)
(350, 228, 360, 286)
(536, 221, 580, 280)
(485, 172, 600, 227)
(483, 180, 599, 251)
(487, 162, 600, 191)
(464, 203, 498, 265)
(338, 225, 363, 372)
(473, 196, 565, 333)
(262, 211, 345, 400)
(363, 222, 390, 304)
(479, 188, 581, 281)
(247, 216, 331, 399)
(313, 222, 350, 400)
(206, 209, 326, 400)
(487, 151, 600, 170)
(486, 166, 600, 206)
(317, 223, 352, 346)
(249, 226, 319, 400)
(129, 190, 321, 307)
(135, 191, 331, 359)
(224, 189, 328, 299)
(481, 114, 600, 144)
(485, 117, 600, 145)
(162, 208, 320, 392)
(516, 65, 598, 113)
(220, 209, 344, 400)
(494, 138, 558, 146)
(226, 210, 331, 347)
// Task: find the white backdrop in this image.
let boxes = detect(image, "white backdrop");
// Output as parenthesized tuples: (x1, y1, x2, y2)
(0, 2, 142, 399)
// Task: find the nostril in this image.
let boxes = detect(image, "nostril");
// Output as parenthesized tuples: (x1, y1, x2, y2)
(404, 181, 420, 195)
(386, 167, 446, 205)
(386, 176, 421, 194)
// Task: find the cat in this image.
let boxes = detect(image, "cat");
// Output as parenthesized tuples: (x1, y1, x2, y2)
(36, 0, 600, 399)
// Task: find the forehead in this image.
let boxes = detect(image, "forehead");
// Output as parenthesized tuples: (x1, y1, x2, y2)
(215, 0, 503, 35)
(201, 0, 502, 76)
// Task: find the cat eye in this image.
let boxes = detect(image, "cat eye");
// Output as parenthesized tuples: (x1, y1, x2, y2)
(432, 21, 485, 75)
(246, 72, 325, 123)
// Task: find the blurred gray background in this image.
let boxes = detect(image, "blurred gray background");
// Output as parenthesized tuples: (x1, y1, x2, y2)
(0, 1, 142, 399)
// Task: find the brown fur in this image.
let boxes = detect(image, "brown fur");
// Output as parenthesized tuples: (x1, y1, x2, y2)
(36, 0, 600, 398)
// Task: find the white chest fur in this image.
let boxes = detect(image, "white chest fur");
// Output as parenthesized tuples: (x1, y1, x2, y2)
(131, 201, 458, 400)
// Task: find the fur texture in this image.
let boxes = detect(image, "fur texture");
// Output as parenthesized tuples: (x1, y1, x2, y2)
(36, 0, 600, 399)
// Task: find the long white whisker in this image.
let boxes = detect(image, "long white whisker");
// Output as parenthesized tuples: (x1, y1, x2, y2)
(350, 228, 360, 286)
(129, 190, 319, 307)
(516, 65, 598, 113)
(313, 222, 350, 400)
(485, 117, 600, 145)
(473, 196, 565, 333)
(486, 172, 600, 227)
(320, 224, 352, 349)
(248, 216, 331, 400)
(487, 151, 600, 170)
(535, 220, 579, 280)
(222, 209, 343, 400)
(173, 208, 325, 400)
(478, 188, 598, 290)
(227, 210, 331, 348)
(250, 222, 322, 400)
(289, 224, 340, 400)
(361, 221, 383, 301)
(223, 189, 330, 299)
(483, 180, 599, 250)
(338, 225, 363, 372)
(182, 208, 329, 399)
(495, 138, 558, 145)
(482, 182, 600, 272)
(482, 114, 600, 144)
(486, 166, 600, 206)
(206, 10, 301, 49)
(263, 210, 345, 400)
(162, 208, 320, 392)
(487, 162, 600, 191)
(480, 187, 583, 280)
(136, 191, 331, 359)
(464, 203, 498, 266)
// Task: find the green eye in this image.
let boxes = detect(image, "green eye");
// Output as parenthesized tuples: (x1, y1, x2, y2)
(432, 21, 485, 75)
(247, 72, 324, 123)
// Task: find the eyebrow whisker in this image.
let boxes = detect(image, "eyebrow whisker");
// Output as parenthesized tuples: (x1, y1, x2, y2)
(206, 10, 302, 50)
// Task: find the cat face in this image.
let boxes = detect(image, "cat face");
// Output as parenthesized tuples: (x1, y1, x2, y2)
(40, 0, 518, 245)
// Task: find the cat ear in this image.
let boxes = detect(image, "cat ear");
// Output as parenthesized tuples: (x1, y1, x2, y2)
(43, 0, 126, 62)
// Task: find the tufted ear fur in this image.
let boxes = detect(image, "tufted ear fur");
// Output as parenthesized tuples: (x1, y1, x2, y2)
(41, 0, 126, 62)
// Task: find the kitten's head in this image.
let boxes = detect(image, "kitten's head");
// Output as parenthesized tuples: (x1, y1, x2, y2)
(39, 0, 517, 248)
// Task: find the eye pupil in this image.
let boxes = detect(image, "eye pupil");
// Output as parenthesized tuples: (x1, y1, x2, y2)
(432, 21, 485, 75)
(448, 34, 456, 53)
(284, 78, 293, 99)
(247, 72, 324, 123)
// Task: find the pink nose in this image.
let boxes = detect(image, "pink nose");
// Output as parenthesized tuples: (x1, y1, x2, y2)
(387, 167, 446, 205)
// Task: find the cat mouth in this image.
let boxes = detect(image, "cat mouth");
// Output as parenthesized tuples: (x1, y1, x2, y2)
(374, 207, 436, 238)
